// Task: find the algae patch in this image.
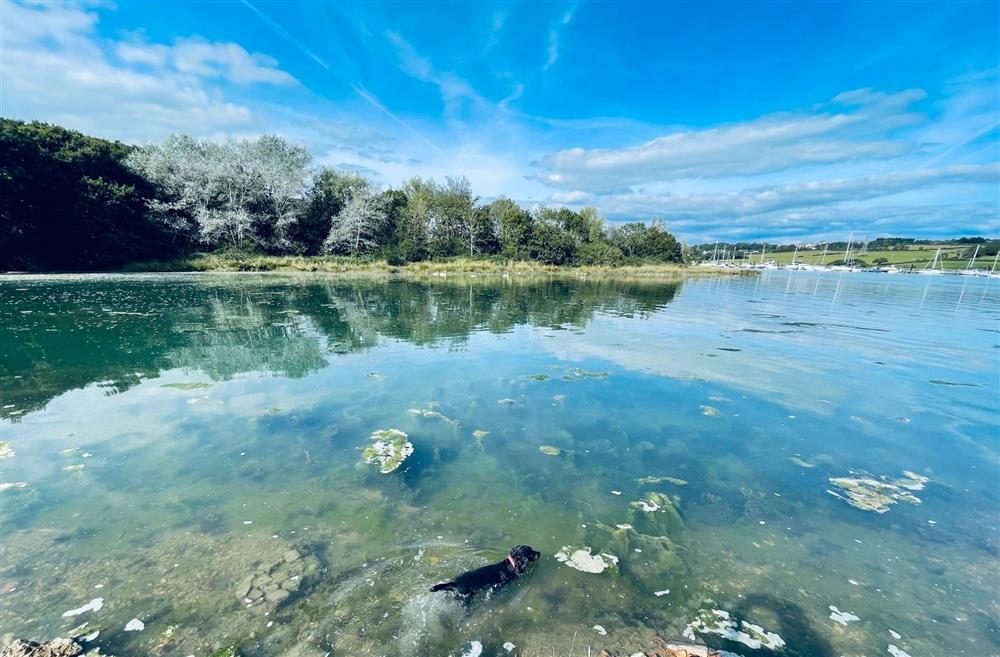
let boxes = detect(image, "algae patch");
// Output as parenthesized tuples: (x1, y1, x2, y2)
(637, 475, 687, 486)
(161, 382, 213, 391)
(554, 546, 618, 573)
(682, 608, 785, 651)
(361, 429, 413, 474)
(828, 470, 928, 513)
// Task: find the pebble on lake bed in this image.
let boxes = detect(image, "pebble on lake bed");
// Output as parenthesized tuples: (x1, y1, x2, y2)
(235, 545, 319, 613)
(593, 625, 608, 636)
(124, 618, 145, 632)
(539, 445, 562, 456)
(699, 405, 719, 417)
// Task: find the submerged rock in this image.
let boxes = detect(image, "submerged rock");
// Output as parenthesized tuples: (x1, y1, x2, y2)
(828, 470, 927, 513)
(522, 373, 550, 381)
(0, 638, 83, 657)
(472, 430, 489, 443)
(0, 442, 14, 460)
(407, 408, 459, 428)
(683, 608, 785, 651)
(554, 546, 618, 573)
(361, 429, 413, 474)
(236, 544, 320, 613)
(699, 405, 720, 417)
(0, 482, 29, 493)
(539, 445, 562, 456)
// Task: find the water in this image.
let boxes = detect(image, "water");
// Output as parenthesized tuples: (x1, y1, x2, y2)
(1, 272, 997, 657)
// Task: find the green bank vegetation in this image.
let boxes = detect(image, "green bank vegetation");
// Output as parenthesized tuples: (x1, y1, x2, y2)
(2, 119, 686, 273)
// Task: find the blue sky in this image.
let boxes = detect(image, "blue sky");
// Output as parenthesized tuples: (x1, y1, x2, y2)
(2, 0, 998, 242)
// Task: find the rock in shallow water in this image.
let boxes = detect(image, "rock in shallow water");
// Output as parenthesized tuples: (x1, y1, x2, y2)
(0, 638, 83, 657)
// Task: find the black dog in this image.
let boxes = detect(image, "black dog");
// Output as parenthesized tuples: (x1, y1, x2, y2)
(430, 545, 540, 597)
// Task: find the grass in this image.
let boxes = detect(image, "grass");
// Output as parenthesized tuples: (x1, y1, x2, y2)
(120, 254, 748, 279)
(715, 244, 994, 271)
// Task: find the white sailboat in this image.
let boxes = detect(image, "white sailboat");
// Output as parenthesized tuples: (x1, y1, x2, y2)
(917, 248, 945, 275)
(959, 245, 986, 276)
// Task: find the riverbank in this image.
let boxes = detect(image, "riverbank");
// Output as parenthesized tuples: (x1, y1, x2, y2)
(118, 254, 745, 279)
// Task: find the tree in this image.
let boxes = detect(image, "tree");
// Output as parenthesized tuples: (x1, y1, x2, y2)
(429, 176, 477, 257)
(290, 169, 368, 254)
(126, 134, 311, 251)
(0, 119, 173, 270)
(323, 189, 389, 256)
(609, 220, 682, 262)
(530, 219, 576, 265)
(489, 198, 534, 259)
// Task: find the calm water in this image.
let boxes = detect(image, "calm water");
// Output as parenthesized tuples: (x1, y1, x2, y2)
(1, 272, 997, 657)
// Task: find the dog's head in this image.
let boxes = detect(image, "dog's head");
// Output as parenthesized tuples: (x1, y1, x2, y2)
(508, 545, 541, 575)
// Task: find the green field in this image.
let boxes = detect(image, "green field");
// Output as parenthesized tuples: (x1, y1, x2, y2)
(718, 244, 994, 270)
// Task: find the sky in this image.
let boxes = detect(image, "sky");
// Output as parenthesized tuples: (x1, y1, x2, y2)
(2, 0, 998, 242)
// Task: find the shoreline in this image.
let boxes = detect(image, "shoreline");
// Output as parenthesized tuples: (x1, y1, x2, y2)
(4, 256, 749, 280)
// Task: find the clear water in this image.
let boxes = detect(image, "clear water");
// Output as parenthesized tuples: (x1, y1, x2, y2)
(1, 272, 997, 657)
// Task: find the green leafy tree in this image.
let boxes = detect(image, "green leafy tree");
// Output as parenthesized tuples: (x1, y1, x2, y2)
(290, 169, 368, 254)
(0, 119, 173, 270)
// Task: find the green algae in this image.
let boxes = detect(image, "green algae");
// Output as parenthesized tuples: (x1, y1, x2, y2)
(637, 475, 688, 486)
(683, 608, 785, 650)
(828, 470, 927, 513)
(361, 429, 413, 474)
(161, 382, 213, 391)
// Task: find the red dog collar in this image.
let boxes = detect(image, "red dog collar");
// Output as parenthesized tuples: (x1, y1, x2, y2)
(506, 554, 516, 569)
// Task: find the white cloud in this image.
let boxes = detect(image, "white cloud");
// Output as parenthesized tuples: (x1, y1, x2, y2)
(115, 37, 296, 85)
(596, 164, 999, 219)
(0, 2, 292, 142)
(535, 89, 927, 192)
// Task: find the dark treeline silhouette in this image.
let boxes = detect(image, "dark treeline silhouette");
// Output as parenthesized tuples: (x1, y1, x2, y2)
(1, 119, 683, 271)
(1, 275, 681, 418)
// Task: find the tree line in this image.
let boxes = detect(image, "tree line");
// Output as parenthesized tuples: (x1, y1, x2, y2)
(1, 119, 683, 271)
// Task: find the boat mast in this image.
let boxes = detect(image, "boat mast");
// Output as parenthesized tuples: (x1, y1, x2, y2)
(967, 244, 980, 270)
(844, 232, 854, 267)
(820, 243, 828, 265)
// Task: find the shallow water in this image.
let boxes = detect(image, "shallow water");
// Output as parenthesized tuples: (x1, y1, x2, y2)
(1, 272, 997, 657)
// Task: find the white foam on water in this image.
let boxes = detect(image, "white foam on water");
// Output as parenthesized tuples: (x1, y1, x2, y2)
(62, 598, 104, 617)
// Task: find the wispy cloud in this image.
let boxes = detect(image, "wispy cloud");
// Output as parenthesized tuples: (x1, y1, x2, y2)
(241, 0, 448, 161)
(545, 6, 576, 69)
(536, 89, 927, 192)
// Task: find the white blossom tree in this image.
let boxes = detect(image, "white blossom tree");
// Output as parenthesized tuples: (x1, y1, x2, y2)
(323, 189, 388, 255)
(126, 134, 311, 250)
